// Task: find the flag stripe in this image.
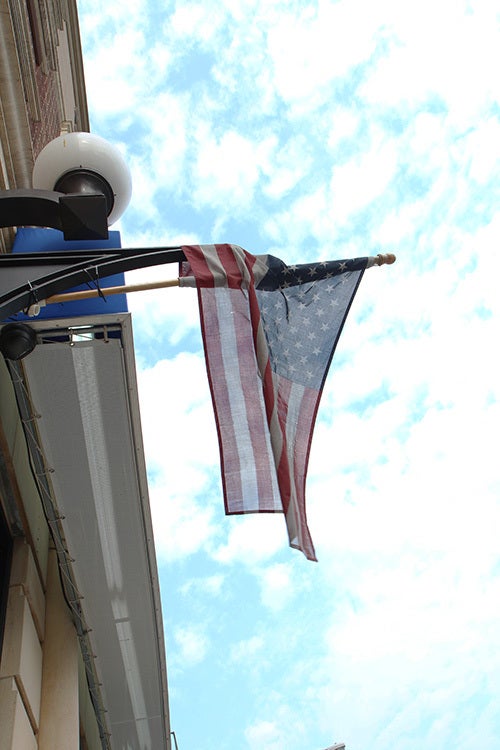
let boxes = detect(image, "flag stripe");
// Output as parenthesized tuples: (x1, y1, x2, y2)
(287, 383, 317, 560)
(275, 377, 293, 515)
(215, 244, 252, 289)
(213, 286, 259, 510)
(218, 286, 281, 512)
(198, 283, 280, 514)
(197, 286, 244, 507)
(184, 244, 217, 286)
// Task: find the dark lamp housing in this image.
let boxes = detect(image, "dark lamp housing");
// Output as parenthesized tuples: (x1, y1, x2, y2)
(55, 169, 115, 216)
(0, 323, 37, 360)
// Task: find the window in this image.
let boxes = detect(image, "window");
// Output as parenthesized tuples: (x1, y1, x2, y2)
(26, 0, 46, 67)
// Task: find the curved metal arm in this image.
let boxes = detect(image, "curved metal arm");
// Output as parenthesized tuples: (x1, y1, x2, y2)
(0, 245, 186, 319)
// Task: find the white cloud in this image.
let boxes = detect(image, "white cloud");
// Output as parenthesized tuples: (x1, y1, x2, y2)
(172, 624, 209, 667)
(258, 562, 295, 612)
(129, 90, 190, 195)
(135, 352, 216, 472)
(81, 21, 150, 119)
(262, 135, 313, 200)
(180, 574, 225, 599)
(125, 266, 201, 348)
(308, 546, 500, 748)
(465, 116, 500, 185)
(359, 0, 500, 125)
(245, 720, 286, 750)
(245, 703, 309, 750)
(192, 129, 269, 212)
(263, 187, 331, 256)
(134, 352, 223, 560)
(230, 635, 264, 663)
(265, 1, 379, 104)
(168, 1, 226, 42)
(326, 108, 361, 151)
(213, 514, 288, 565)
(149, 484, 217, 562)
(329, 134, 399, 224)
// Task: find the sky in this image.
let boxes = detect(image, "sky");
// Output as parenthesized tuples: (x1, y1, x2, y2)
(76, 1, 500, 749)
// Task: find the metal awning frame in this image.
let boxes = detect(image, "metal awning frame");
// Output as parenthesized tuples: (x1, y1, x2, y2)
(0, 245, 187, 319)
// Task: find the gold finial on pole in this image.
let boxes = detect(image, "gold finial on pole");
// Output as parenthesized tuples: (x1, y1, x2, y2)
(375, 253, 396, 266)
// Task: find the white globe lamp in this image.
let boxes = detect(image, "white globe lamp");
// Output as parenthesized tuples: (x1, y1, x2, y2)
(32, 132, 132, 225)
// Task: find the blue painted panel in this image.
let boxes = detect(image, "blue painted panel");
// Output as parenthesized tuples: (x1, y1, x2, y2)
(11, 227, 128, 320)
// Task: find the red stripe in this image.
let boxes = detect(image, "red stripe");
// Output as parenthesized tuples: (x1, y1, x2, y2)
(219, 250, 280, 510)
(182, 245, 216, 287)
(274, 377, 318, 561)
(290, 387, 318, 561)
(216, 245, 244, 289)
(247, 280, 284, 513)
(247, 285, 274, 416)
(242, 249, 258, 281)
(292, 388, 317, 501)
(275, 378, 293, 515)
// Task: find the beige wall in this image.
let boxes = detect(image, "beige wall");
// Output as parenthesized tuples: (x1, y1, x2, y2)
(0, 543, 101, 750)
(1, 541, 45, 749)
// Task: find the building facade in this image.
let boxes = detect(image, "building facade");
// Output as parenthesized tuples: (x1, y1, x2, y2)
(0, 0, 88, 252)
(0, 3, 171, 749)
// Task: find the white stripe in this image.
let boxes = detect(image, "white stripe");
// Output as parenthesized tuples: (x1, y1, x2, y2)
(179, 276, 196, 288)
(212, 287, 262, 510)
(231, 245, 254, 288)
(199, 244, 223, 282)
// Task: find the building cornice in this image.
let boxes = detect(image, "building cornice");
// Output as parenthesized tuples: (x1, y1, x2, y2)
(63, 0, 90, 132)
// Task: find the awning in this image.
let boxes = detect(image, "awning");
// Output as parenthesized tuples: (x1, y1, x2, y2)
(20, 313, 169, 750)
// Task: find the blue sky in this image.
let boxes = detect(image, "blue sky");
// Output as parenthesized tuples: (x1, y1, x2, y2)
(77, 1, 500, 748)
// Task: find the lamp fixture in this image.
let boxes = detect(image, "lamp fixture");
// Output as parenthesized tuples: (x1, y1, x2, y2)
(0, 323, 37, 360)
(32, 132, 132, 226)
(0, 132, 132, 241)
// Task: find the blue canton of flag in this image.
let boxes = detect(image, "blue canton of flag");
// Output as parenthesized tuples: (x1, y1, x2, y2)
(255, 255, 368, 391)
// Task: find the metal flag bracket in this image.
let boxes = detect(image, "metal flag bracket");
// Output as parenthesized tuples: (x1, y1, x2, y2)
(84, 266, 107, 302)
(25, 280, 41, 318)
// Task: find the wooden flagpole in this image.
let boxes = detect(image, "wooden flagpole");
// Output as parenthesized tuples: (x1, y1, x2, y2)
(42, 253, 396, 306)
(45, 277, 180, 304)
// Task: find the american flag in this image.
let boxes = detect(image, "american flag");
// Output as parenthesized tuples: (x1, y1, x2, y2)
(180, 244, 369, 561)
